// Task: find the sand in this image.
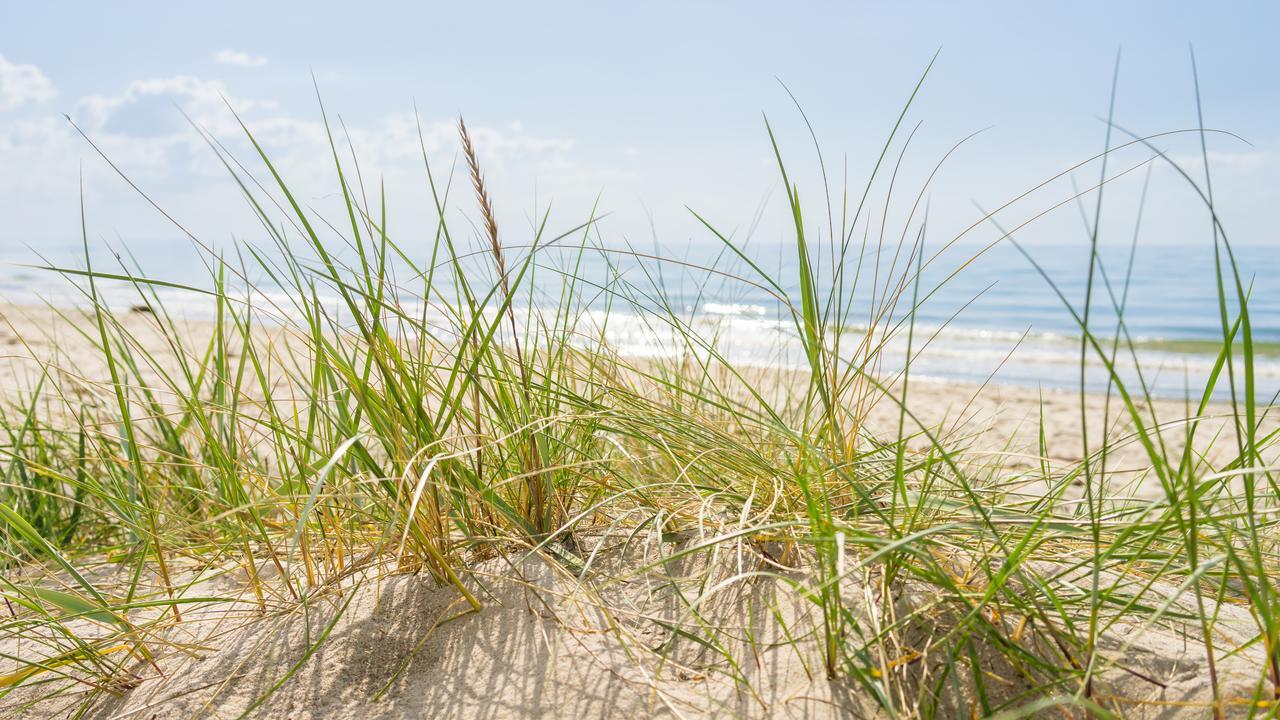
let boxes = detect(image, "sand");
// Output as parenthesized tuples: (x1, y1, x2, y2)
(1, 302, 1275, 719)
(3, 545, 1267, 719)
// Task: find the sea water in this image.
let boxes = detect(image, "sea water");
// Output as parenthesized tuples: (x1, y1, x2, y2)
(3, 239, 1276, 402)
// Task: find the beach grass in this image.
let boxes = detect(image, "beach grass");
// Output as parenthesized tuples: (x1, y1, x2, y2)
(0, 60, 1277, 719)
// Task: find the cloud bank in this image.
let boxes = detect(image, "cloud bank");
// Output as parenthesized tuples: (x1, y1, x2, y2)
(0, 54, 55, 111)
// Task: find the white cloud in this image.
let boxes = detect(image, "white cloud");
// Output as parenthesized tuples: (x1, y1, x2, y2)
(0, 71, 604, 250)
(0, 55, 55, 111)
(214, 49, 268, 67)
(76, 75, 270, 137)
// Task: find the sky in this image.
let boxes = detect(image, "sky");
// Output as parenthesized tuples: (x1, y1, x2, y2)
(1, 1, 1277, 278)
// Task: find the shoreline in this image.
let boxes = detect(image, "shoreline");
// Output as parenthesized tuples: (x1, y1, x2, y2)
(1, 300, 1266, 497)
(6, 281, 1279, 402)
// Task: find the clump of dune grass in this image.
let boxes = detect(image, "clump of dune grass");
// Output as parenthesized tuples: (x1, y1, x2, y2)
(1, 54, 1277, 719)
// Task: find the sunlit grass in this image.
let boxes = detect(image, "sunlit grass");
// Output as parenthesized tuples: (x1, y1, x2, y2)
(1, 58, 1277, 718)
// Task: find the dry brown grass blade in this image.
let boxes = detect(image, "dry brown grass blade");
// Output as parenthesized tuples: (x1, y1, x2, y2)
(458, 116, 506, 295)
(457, 115, 548, 534)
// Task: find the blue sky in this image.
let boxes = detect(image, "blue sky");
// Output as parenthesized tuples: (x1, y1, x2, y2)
(1, 1, 1277, 273)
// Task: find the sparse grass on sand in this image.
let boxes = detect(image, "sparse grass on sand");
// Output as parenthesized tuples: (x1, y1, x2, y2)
(1, 63, 1278, 719)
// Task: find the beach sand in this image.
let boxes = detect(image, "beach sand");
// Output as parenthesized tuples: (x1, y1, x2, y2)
(1, 302, 1275, 719)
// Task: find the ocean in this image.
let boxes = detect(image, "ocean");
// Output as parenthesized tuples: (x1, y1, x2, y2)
(3, 239, 1277, 402)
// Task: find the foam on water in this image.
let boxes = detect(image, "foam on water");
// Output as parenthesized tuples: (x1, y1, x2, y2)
(4, 241, 1277, 401)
